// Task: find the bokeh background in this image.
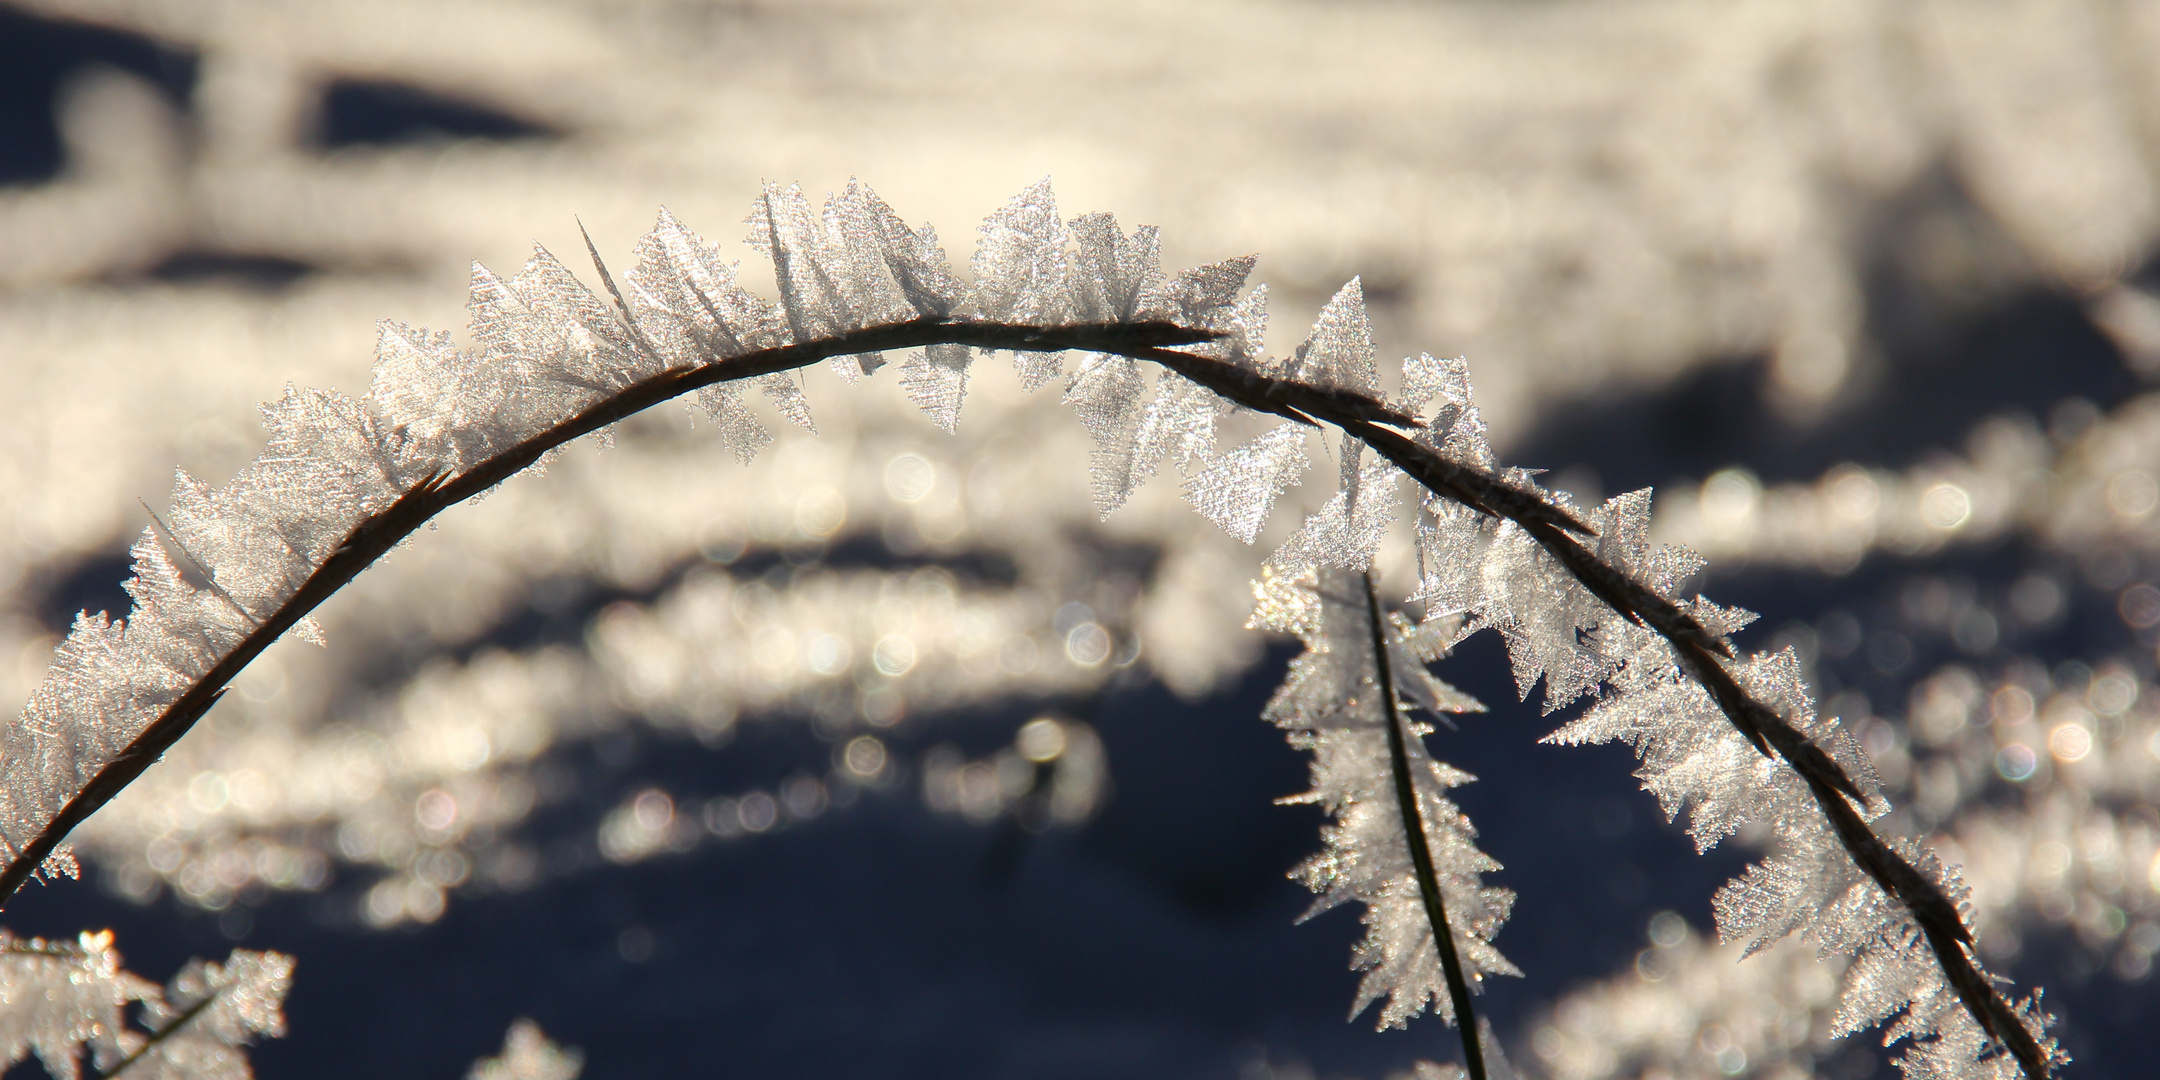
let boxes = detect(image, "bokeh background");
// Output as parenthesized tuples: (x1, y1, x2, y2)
(3, 1, 2160, 1078)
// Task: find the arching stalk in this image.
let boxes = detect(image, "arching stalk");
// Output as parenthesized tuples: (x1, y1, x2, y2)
(0, 224, 2052, 1077)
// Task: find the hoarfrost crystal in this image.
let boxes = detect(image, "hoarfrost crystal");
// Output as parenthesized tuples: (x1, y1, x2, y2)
(0, 930, 152, 1080)
(0, 176, 2064, 1080)
(467, 1020, 583, 1080)
(0, 931, 290, 1080)
(123, 950, 293, 1080)
(1184, 425, 1312, 544)
(1254, 565, 1516, 1030)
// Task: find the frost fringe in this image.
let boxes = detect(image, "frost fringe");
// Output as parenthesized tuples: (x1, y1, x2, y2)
(1253, 564, 1507, 1079)
(0, 179, 2058, 1080)
(0, 929, 290, 1080)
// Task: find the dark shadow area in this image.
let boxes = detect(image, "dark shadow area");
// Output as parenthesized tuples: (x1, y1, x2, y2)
(0, 635, 1746, 1080)
(1426, 631, 1756, 1017)
(1704, 538, 2138, 693)
(3, 551, 2150, 1078)
(1083, 644, 1322, 920)
(138, 250, 317, 290)
(1514, 287, 2130, 494)
(0, 6, 196, 186)
(1514, 168, 2140, 492)
(315, 79, 560, 149)
(30, 547, 135, 631)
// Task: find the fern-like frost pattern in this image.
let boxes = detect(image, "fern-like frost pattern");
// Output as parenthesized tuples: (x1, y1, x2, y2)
(0, 930, 152, 1080)
(1183, 425, 1312, 544)
(1253, 565, 1516, 1030)
(123, 949, 293, 1080)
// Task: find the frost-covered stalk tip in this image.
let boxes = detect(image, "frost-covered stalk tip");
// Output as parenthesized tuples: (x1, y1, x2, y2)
(0, 178, 2059, 1080)
(1252, 564, 1510, 1080)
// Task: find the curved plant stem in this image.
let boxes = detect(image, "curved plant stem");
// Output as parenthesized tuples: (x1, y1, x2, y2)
(0, 308, 2050, 1080)
(0, 318, 1222, 903)
(1362, 572, 1486, 1080)
(1332, 417, 2049, 1080)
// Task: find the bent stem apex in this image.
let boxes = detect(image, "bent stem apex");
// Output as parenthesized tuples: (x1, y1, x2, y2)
(1362, 572, 1486, 1080)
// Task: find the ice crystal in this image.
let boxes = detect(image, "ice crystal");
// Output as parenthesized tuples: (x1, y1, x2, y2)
(624, 208, 785, 462)
(1131, 372, 1232, 479)
(1062, 352, 1150, 516)
(900, 343, 973, 434)
(467, 1019, 583, 1080)
(0, 931, 290, 1080)
(1067, 212, 1165, 323)
(0, 930, 153, 1080)
(1165, 255, 1259, 334)
(1254, 565, 1515, 1030)
(1270, 459, 1401, 573)
(123, 950, 293, 1080)
(745, 180, 927, 380)
(1286, 278, 1379, 396)
(1183, 425, 1312, 543)
(969, 178, 1069, 392)
(1402, 352, 1496, 473)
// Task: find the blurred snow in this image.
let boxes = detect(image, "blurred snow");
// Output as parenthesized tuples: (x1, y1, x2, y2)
(5, 0, 2160, 1078)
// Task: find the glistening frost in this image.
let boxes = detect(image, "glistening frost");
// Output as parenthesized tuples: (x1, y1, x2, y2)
(0, 179, 2061, 1080)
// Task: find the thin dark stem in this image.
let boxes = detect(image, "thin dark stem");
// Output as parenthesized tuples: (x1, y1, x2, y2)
(0, 318, 1223, 904)
(1362, 572, 1486, 1080)
(0, 309, 2052, 1080)
(97, 983, 222, 1080)
(1331, 417, 2049, 1080)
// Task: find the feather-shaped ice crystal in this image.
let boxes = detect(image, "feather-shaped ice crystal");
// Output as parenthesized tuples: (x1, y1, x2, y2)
(1256, 566, 1515, 1030)
(970, 178, 1069, 392)
(1270, 460, 1402, 573)
(1288, 278, 1380, 396)
(1063, 353, 1150, 516)
(1184, 424, 1312, 543)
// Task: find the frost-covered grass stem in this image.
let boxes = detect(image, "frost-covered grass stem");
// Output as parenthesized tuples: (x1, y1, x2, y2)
(1511, 521, 2046, 1080)
(1319, 425, 2046, 1080)
(0, 180, 2055, 1080)
(1362, 572, 1486, 1080)
(97, 982, 221, 1080)
(0, 311, 2048, 1078)
(0, 317, 1216, 903)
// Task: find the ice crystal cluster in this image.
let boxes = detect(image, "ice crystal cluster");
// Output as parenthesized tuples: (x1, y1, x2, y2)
(0, 929, 289, 1080)
(1525, 653, 2160, 1080)
(1252, 564, 1516, 1029)
(0, 179, 2064, 1079)
(1424, 469, 2051, 1078)
(0, 177, 1219, 880)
